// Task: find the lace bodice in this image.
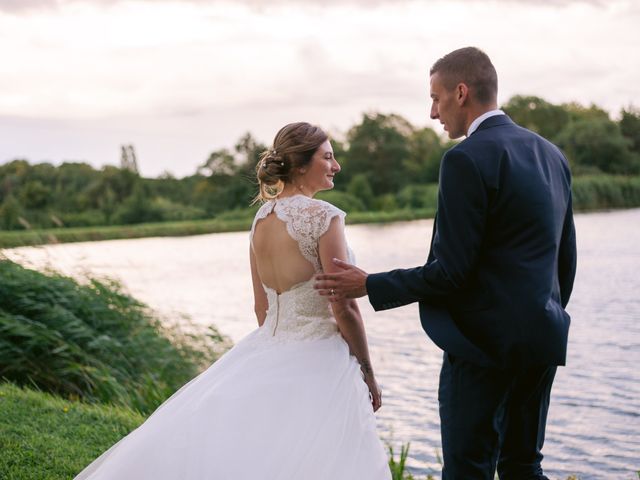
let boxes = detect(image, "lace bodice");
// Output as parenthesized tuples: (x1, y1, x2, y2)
(250, 195, 346, 271)
(249, 195, 352, 343)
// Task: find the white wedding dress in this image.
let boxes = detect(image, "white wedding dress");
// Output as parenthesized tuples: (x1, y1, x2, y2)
(75, 195, 391, 479)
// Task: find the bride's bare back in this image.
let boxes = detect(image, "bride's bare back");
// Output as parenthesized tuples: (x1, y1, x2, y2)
(252, 212, 316, 294)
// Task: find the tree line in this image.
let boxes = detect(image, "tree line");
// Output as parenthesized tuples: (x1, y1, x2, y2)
(1, 95, 639, 231)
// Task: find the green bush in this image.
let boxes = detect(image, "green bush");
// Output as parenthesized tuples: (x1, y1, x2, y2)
(151, 197, 208, 222)
(215, 204, 260, 221)
(572, 175, 640, 210)
(397, 184, 439, 210)
(316, 190, 366, 212)
(57, 209, 107, 228)
(375, 193, 399, 211)
(347, 174, 375, 209)
(0, 260, 229, 414)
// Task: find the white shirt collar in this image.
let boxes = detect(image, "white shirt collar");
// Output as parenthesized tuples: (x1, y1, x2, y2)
(467, 109, 505, 136)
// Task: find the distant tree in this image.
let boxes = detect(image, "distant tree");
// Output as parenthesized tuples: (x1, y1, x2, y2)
(233, 132, 267, 205)
(195, 134, 268, 214)
(29, 162, 57, 186)
(113, 183, 163, 225)
(97, 186, 117, 222)
(620, 106, 640, 154)
(0, 160, 30, 201)
(158, 170, 175, 180)
(405, 127, 446, 183)
(502, 95, 570, 140)
(54, 162, 101, 212)
(19, 180, 51, 209)
(198, 149, 236, 177)
(0, 194, 22, 230)
(347, 174, 375, 209)
(397, 184, 439, 210)
(343, 113, 413, 196)
(234, 132, 266, 172)
(562, 102, 610, 123)
(316, 190, 365, 212)
(555, 118, 638, 174)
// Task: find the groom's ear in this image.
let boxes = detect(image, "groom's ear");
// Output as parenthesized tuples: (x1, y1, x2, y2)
(455, 83, 469, 105)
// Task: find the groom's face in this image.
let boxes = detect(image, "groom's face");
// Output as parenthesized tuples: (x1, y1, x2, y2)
(430, 72, 465, 139)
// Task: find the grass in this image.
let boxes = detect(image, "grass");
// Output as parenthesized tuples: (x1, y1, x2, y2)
(0, 260, 229, 414)
(388, 442, 436, 480)
(0, 216, 255, 249)
(0, 382, 144, 479)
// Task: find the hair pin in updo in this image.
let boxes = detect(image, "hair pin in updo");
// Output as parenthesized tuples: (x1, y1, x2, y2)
(261, 158, 284, 169)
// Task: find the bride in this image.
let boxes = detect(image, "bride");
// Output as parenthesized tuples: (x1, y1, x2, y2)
(74, 122, 392, 479)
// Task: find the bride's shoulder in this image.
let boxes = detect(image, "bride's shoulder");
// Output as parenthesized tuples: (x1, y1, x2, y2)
(275, 195, 345, 224)
(307, 199, 346, 238)
(300, 196, 345, 219)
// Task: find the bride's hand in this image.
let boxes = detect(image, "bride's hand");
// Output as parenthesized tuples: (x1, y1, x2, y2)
(364, 373, 382, 412)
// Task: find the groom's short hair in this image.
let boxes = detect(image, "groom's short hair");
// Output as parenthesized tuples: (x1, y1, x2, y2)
(430, 47, 498, 105)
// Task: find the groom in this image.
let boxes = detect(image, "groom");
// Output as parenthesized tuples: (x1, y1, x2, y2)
(315, 47, 577, 480)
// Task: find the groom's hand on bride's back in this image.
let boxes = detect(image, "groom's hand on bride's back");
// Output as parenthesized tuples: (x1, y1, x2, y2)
(314, 258, 369, 301)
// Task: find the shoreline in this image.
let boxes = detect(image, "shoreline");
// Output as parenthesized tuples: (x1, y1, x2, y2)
(0, 208, 436, 249)
(1, 205, 639, 249)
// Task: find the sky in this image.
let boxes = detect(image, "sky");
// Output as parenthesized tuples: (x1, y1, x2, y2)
(1, 0, 638, 178)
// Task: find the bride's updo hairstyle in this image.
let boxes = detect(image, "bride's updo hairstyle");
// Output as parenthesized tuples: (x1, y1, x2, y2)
(255, 122, 328, 202)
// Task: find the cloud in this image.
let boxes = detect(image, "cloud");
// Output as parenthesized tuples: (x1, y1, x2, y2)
(0, 0, 611, 14)
(0, 0, 53, 12)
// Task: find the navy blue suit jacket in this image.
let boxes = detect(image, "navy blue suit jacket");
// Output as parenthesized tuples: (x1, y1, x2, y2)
(366, 115, 577, 368)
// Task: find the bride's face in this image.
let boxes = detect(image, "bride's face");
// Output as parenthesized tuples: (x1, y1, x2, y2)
(302, 140, 340, 195)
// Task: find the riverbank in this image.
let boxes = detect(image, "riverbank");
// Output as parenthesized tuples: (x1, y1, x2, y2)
(1, 175, 638, 249)
(0, 207, 436, 248)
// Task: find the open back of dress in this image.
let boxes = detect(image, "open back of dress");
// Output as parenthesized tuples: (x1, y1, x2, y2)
(252, 212, 316, 294)
(250, 195, 345, 294)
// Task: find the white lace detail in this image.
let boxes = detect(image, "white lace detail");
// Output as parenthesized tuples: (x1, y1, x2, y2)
(249, 195, 352, 343)
(250, 195, 346, 271)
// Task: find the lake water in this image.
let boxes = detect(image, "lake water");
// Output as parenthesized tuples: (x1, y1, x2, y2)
(4, 208, 639, 479)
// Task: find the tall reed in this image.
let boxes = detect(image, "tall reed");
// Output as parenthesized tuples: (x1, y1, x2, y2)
(0, 260, 229, 414)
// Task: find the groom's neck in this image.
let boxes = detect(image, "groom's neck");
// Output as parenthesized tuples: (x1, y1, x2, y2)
(463, 101, 499, 136)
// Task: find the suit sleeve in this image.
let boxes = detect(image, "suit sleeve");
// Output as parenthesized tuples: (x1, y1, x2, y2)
(558, 191, 577, 308)
(367, 149, 487, 311)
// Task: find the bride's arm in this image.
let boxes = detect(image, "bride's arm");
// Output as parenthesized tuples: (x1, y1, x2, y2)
(250, 246, 268, 326)
(319, 217, 382, 412)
